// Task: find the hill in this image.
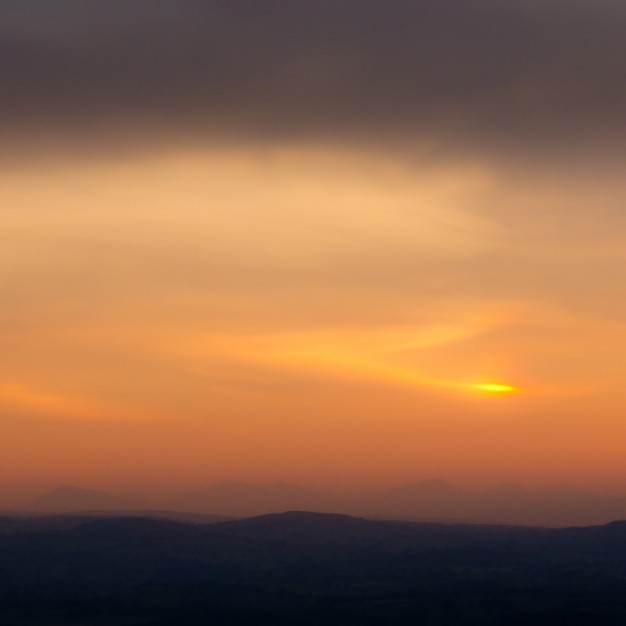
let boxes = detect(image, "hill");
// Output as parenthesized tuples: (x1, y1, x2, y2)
(2, 511, 626, 624)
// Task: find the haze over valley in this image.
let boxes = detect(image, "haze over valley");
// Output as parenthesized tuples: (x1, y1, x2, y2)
(10, 479, 626, 528)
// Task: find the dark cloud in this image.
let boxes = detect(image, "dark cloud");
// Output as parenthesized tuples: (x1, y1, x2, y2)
(2, 0, 625, 159)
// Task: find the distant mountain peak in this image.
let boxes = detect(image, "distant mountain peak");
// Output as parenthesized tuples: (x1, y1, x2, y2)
(417, 479, 457, 490)
(27, 485, 132, 513)
(491, 483, 528, 495)
(389, 479, 462, 495)
(170, 480, 335, 517)
(536, 484, 594, 500)
(49, 485, 108, 496)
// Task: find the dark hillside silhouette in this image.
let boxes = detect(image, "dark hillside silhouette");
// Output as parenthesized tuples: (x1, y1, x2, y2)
(2, 511, 626, 624)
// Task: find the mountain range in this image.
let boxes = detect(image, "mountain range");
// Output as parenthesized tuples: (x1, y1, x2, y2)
(19, 480, 626, 527)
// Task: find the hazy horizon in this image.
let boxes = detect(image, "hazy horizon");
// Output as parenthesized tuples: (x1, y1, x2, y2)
(4, 476, 626, 529)
(8, 475, 626, 506)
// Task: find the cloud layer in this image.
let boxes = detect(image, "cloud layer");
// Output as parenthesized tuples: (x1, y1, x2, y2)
(2, 1, 625, 160)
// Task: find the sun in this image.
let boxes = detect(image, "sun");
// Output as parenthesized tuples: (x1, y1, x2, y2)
(471, 383, 518, 395)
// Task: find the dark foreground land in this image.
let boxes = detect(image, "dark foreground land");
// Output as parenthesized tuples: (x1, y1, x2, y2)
(2, 511, 626, 625)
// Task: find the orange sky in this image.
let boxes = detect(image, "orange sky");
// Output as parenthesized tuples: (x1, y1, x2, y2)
(2, 143, 626, 506)
(2, 2, 626, 507)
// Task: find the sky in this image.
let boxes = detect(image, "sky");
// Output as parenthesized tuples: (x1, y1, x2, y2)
(2, 1, 626, 505)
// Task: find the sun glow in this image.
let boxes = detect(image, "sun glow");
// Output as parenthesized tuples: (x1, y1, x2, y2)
(471, 383, 518, 395)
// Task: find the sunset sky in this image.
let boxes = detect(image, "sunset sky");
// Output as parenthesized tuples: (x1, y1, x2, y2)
(2, 1, 626, 505)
